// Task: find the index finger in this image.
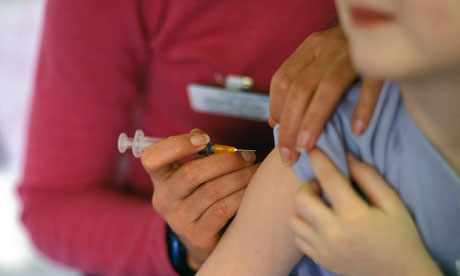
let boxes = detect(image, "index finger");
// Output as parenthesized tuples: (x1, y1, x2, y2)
(296, 49, 356, 152)
(141, 132, 210, 180)
(269, 37, 316, 123)
(309, 148, 365, 210)
(351, 79, 383, 135)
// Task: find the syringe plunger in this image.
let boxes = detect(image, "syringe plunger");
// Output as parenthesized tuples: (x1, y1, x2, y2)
(118, 130, 162, 158)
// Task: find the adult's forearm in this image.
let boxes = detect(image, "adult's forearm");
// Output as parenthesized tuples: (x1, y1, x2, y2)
(19, 185, 175, 276)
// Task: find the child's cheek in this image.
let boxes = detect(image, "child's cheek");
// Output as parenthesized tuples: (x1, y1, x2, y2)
(402, 0, 460, 67)
(402, 0, 454, 30)
(400, 0, 456, 45)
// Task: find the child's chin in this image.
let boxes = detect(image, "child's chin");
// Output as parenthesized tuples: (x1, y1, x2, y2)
(350, 46, 384, 78)
(352, 57, 390, 80)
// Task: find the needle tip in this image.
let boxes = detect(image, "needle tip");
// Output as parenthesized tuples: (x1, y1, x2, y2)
(236, 149, 256, 152)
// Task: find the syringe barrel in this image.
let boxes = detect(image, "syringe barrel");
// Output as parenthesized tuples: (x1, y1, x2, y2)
(132, 130, 164, 157)
(132, 136, 163, 157)
(118, 130, 163, 158)
(141, 136, 163, 145)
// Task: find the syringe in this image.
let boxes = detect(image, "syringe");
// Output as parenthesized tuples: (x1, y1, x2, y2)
(118, 130, 163, 158)
(118, 130, 255, 158)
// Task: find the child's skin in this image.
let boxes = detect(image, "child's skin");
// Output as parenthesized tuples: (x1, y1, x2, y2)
(197, 0, 460, 275)
(290, 1, 460, 274)
(291, 151, 443, 276)
(334, 0, 460, 174)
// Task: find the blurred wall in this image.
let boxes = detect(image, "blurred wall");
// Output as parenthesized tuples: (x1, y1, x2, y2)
(0, 1, 79, 275)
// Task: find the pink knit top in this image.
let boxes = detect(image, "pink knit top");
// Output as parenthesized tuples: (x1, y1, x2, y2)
(19, 0, 337, 275)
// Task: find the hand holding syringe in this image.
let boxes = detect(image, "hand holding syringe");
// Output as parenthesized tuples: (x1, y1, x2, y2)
(126, 128, 258, 269)
(118, 129, 256, 158)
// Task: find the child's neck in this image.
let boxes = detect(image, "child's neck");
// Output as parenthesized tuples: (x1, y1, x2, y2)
(400, 71, 460, 176)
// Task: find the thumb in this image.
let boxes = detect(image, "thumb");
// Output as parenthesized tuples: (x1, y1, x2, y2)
(346, 153, 402, 210)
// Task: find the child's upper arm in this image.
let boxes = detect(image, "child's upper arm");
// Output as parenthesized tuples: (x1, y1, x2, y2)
(197, 147, 305, 275)
(197, 114, 354, 275)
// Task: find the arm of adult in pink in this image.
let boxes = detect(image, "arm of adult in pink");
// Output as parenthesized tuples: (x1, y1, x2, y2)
(18, 1, 175, 275)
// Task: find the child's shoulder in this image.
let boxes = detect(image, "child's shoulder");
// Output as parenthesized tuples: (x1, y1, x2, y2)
(274, 80, 405, 182)
(278, 81, 460, 276)
(334, 80, 403, 139)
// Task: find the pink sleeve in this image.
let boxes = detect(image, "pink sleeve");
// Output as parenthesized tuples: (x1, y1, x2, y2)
(18, 0, 176, 275)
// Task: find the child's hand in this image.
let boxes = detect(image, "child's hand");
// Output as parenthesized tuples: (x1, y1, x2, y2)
(290, 149, 442, 276)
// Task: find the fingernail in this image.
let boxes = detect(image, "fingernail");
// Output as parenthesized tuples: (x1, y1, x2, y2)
(352, 120, 365, 135)
(241, 151, 256, 163)
(346, 152, 358, 163)
(190, 134, 210, 146)
(296, 131, 310, 153)
(280, 147, 293, 164)
(190, 128, 201, 133)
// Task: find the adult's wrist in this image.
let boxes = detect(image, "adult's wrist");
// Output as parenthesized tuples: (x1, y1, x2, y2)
(186, 255, 202, 271)
(166, 224, 196, 276)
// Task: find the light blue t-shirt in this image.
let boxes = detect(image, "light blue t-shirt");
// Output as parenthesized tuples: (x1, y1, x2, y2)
(275, 82, 460, 276)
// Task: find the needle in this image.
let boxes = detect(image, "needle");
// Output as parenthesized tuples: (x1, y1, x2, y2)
(198, 143, 256, 155)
